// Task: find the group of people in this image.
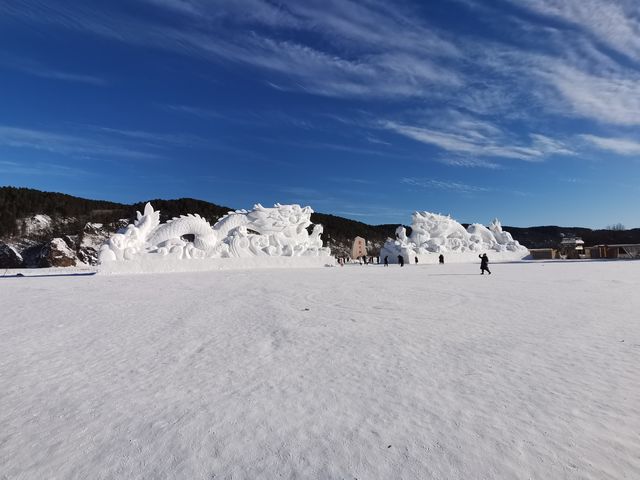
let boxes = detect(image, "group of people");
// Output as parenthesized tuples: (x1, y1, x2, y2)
(383, 253, 446, 267)
(336, 255, 378, 266)
(338, 252, 492, 274)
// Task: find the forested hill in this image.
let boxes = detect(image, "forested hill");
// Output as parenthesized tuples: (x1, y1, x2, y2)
(130, 198, 233, 225)
(1, 186, 639, 250)
(0, 187, 127, 237)
(504, 225, 640, 249)
(309, 212, 399, 253)
(0, 187, 397, 252)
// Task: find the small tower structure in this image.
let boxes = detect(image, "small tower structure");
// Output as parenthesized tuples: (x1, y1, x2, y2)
(351, 236, 367, 260)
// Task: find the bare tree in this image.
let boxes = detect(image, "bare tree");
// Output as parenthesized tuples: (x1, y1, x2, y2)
(606, 223, 626, 231)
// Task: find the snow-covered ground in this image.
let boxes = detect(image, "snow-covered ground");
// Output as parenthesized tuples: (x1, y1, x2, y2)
(1, 261, 639, 479)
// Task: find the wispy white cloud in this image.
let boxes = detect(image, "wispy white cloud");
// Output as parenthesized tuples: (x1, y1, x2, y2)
(542, 65, 640, 126)
(0, 159, 91, 177)
(529, 133, 574, 156)
(187, 34, 461, 99)
(382, 117, 573, 162)
(581, 134, 640, 155)
(331, 205, 412, 222)
(401, 176, 531, 198)
(160, 104, 314, 132)
(280, 186, 323, 198)
(140, 0, 201, 16)
(561, 177, 590, 184)
(143, 0, 460, 57)
(0, 122, 257, 164)
(256, 137, 394, 157)
(329, 177, 377, 185)
(160, 104, 227, 120)
(0, 1, 461, 99)
(87, 125, 213, 149)
(364, 136, 391, 146)
(20, 66, 106, 86)
(458, 3, 640, 127)
(4, 0, 640, 162)
(401, 177, 491, 194)
(437, 157, 502, 170)
(512, 0, 640, 60)
(0, 125, 160, 160)
(0, 54, 107, 86)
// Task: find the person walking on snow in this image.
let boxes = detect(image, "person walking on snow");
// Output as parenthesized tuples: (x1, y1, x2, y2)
(479, 253, 491, 275)
(398, 255, 405, 267)
(384, 256, 389, 267)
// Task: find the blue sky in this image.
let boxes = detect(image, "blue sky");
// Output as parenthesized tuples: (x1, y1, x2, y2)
(1, 0, 639, 227)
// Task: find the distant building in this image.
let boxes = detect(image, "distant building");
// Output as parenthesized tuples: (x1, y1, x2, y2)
(351, 236, 367, 259)
(590, 244, 640, 259)
(528, 248, 556, 260)
(559, 236, 584, 259)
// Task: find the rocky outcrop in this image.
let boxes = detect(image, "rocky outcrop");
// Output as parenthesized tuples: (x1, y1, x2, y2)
(78, 222, 125, 265)
(0, 242, 23, 268)
(1, 220, 129, 268)
(38, 238, 78, 267)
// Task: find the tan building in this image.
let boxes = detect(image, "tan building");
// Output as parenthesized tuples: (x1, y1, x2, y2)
(351, 236, 367, 259)
(591, 244, 640, 259)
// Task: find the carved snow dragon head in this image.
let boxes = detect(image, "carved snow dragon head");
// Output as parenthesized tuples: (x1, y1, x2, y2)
(246, 203, 313, 236)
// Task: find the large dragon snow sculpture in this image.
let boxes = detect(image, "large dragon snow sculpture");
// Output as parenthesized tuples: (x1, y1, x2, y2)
(380, 211, 528, 262)
(98, 203, 330, 263)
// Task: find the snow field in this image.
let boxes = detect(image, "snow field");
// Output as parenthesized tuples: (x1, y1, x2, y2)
(1, 261, 639, 479)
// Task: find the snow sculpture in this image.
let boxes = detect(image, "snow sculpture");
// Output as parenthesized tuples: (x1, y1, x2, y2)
(98, 202, 331, 264)
(380, 211, 528, 262)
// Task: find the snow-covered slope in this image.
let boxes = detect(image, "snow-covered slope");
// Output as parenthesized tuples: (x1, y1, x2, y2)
(1, 261, 639, 479)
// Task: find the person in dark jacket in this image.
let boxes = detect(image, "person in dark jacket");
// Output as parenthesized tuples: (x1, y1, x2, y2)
(384, 256, 389, 267)
(398, 255, 405, 267)
(479, 253, 491, 275)
(439, 254, 444, 264)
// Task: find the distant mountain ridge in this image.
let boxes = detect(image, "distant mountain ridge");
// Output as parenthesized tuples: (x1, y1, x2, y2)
(1, 186, 639, 268)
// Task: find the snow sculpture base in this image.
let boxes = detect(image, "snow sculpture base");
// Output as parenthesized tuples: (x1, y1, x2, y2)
(381, 212, 529, 264)
(99, 255, 335, 274)
(98, 202, 332, 272)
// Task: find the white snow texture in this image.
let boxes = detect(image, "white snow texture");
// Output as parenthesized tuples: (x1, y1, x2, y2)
(1, 260, 639, 479)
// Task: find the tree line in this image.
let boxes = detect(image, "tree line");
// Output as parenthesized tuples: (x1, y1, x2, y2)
(0, 187, 126, 238)
(1, 186, 638, 248)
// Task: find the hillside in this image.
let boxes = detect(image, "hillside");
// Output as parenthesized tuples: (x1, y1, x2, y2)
(1, 186, 639, 268)
(0, 186, 127, 238)
(0, 187, 400, 266)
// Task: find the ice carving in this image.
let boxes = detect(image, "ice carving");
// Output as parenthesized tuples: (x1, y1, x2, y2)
(98, 203, 331, 264)
(380, 211, 528, 261)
